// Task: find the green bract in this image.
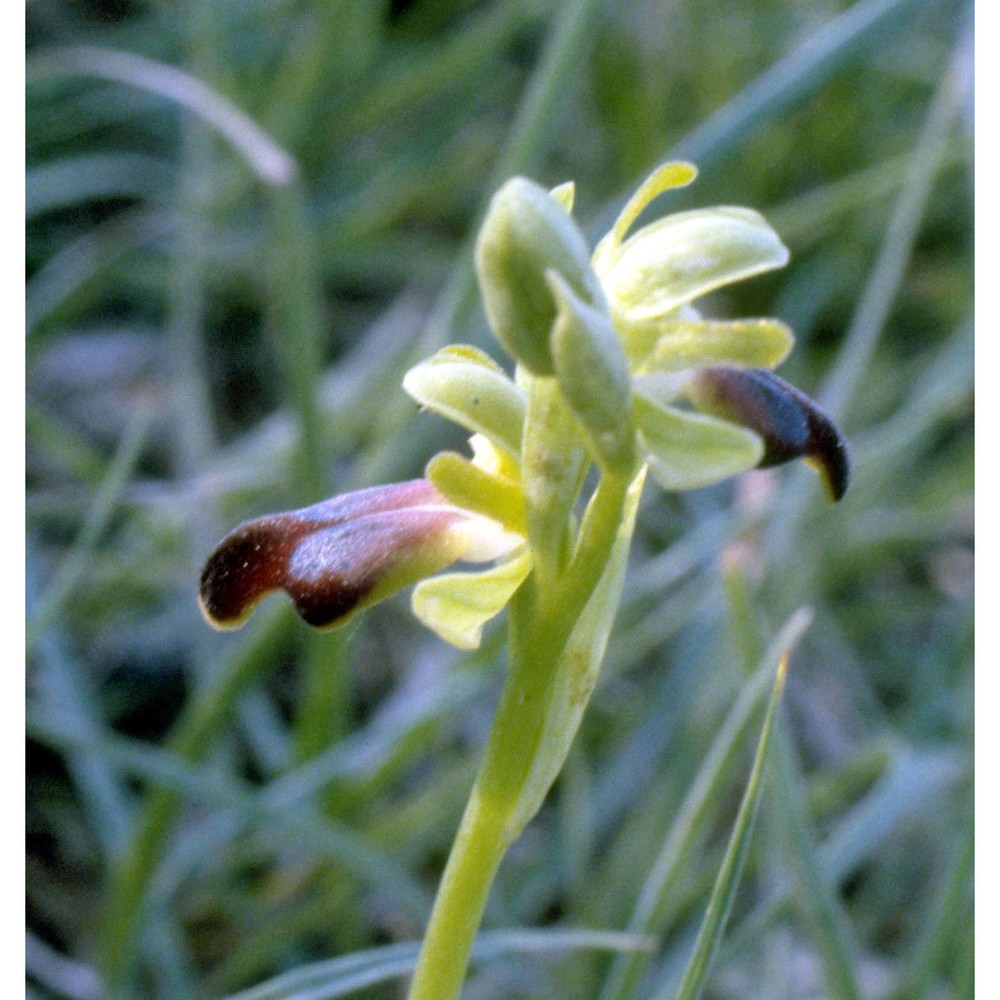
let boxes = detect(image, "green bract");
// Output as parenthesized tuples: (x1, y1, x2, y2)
(548, 270, 634, 475)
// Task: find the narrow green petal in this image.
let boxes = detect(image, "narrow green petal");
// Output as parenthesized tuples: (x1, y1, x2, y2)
(411, 550, 532, 649)
(549, 180, 575, 212)
(603, 206, 789, 321)
(634, 389, 763, 491)
(593, 161, 698, 270)
(638, 318, 794, 374)
(426, 450, 525, 535)
(403, 346, 526, 460)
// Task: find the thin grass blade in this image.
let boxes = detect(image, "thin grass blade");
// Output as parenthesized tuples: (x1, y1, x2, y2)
(663, 651, 789, 1000)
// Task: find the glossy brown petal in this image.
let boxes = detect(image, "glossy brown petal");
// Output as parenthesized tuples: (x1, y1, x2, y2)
(199, 479, 493, 630)
(689, 367, 851, 502)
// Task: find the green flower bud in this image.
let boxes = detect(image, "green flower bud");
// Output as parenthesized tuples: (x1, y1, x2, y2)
(475, 176, 603, 375)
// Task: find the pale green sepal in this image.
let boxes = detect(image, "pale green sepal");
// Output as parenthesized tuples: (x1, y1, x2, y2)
(601, 206, 789, 321)
(411, 549, 532, 650)
(549, 181, 575, 212)
(426, 451, 525, 535)
(593, 161, 697, 271)
(633, 388, 763, 491)
(639, 318, 794, 375)
(505, 469, 646, 838)
(402, 346, 526, 460)
(616, 303, 703, 369)
(547, 270, 635, 475)
(475, 176, 604, 374)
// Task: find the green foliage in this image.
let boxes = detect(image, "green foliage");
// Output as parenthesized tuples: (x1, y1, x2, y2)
(26, 1, 972, 998)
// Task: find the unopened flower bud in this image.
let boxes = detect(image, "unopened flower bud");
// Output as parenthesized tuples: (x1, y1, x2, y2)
(475, 177, 603, 375)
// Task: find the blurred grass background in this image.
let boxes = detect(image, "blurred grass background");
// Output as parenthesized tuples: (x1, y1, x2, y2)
(25, 0, 973, 998)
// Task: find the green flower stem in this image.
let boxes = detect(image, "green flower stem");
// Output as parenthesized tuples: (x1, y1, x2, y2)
(406, 788, 511, 1000)
(408, 454, 636, 1000)
(519, 374, 587, 587)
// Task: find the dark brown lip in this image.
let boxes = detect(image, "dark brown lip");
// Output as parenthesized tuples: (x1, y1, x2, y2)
(691, 367, 851, 502)
(198, 479, 472, 630)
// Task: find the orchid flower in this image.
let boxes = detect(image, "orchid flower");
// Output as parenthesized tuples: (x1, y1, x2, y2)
(198, 162, 849, 1000)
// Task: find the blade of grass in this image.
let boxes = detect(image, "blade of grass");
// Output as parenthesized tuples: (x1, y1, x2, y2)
(27, 705, 434, 922)
(767, 725, 864, 1000)
(340, 0, 551, 136)
(27, 45, 298, 186)
(26, 930, 102, 1000)
(26, 152, 174, 219)
(221, 928, 653, 1000)
(97, 600, 291, 993)
(660, 650, 790, 1000)
(268, 181, 328, 504)
(27, 551, 201, 998)
(767, 139, 971, 247)
(26, 404, 107, 484)
(262, 0, 382, 149)
(25, 206, 166, 338)
(892, 798, 973, 1000)
(168, 98, 218, 498)
(816, 26, 971, 422)
(600, 609, 811, 1000)
(719, 741, 964, 964)
(357, 0, 609, 487)
(27, 407, 153, 653)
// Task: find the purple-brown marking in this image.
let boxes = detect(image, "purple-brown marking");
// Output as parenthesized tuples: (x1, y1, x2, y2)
(199, 479, 477, 629)
(690, 367, 850, 502)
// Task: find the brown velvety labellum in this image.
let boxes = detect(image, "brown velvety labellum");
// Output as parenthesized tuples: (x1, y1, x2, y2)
(199, 479, 456, 629)
(693, 367, 851, 502)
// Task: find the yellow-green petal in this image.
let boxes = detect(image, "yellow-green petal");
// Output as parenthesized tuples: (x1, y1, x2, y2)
(403, 345, 526, 460)
(633, 388, 763, 491)
(638, 318, 794, 374)
(593, 161, 698, 270)
(411, 550, 532, 649)
(426, 450, 525, 535)
(602, 206, 789, 321)
(549, 180, 575, 212)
